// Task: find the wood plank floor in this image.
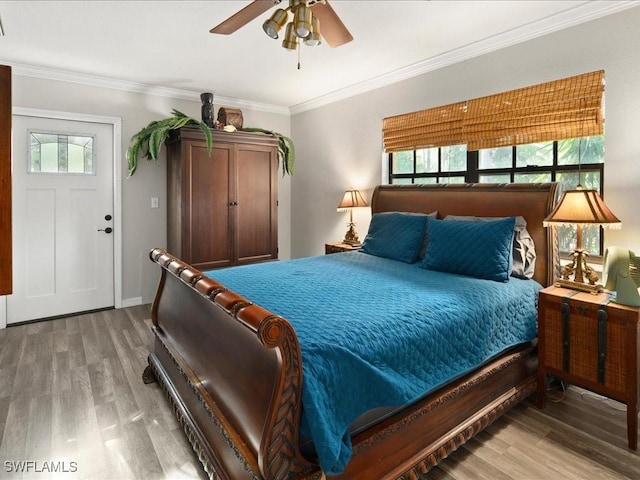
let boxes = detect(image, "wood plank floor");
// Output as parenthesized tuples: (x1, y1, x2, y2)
(0, 305, 638, 479)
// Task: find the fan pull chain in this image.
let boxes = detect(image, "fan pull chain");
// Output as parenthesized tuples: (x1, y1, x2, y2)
(297, 44, 301, 70)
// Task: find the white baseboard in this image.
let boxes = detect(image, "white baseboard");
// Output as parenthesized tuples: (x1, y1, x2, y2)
(0, 297, 6, 329)
(0, 296, 145, 329)
(121, 296, 143, 308)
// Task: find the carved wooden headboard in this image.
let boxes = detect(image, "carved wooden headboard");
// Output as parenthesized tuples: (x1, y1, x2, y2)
(370, 183, 559, 287)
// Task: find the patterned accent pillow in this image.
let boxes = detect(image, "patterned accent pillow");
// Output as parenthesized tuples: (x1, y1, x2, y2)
(421, 217, 516, 282)
(361, 212, 428, 263)
(444, 215, 536, 279)
(417, 211, 439, 259)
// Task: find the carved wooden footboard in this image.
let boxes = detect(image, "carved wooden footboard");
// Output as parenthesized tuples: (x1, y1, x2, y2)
(146, 247, 317, 480)
(145, 183, 558, 480)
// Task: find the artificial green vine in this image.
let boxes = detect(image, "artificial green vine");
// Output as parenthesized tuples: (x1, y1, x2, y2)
(240, 127, 295, 176)
(126, 110, 294, 177)
(126, 109, 212, 177)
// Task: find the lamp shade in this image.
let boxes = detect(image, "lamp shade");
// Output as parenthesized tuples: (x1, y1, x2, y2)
(337, 189, 368, 210)
(543, 189, 621, 229)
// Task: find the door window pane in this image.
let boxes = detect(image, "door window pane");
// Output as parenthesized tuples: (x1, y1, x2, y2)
(29, 132, 95, 174)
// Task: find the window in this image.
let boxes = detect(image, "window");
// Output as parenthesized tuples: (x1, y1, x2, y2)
(29, 131, 95, 174)
(388, 135, 605, 255)
(390, 145, 467, 184)
(383, 71, 606, 257)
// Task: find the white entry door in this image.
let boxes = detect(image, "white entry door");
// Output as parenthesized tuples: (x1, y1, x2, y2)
(7, 115, 115, 324)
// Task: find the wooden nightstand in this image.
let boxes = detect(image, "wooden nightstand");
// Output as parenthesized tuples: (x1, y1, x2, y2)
(536, 285, 639, 450)
(325, 242, 361, 254)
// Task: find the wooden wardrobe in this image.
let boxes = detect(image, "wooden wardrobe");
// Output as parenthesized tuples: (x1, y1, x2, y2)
(166, 127, 278, 271)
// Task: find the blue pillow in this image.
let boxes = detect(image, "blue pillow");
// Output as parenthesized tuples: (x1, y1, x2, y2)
(361, 212, 428, 263)
(421, 216, 516, 281)
(444, 215, 536, 279)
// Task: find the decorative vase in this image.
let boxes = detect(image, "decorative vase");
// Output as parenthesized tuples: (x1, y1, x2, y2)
(200, 92, 214, 127)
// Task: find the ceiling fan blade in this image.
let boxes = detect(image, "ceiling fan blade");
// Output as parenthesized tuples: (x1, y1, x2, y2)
(312, 1, 353, 47)
(210, 0, 277, 35)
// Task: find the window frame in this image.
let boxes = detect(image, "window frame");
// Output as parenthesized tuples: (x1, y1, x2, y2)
(388, 141, 606, 256)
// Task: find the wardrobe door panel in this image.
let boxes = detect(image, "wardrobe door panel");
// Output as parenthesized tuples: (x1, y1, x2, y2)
(236, 144, 277, 264)
(190, 142, 233, 269)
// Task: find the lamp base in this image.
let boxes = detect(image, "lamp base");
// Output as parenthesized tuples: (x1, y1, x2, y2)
(557, 248, 602, 294)
(554, 278, 603, 294)
(343, 223, 361, 246)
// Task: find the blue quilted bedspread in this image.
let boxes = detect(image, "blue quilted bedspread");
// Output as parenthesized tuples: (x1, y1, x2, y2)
(205, 252, 541, 474)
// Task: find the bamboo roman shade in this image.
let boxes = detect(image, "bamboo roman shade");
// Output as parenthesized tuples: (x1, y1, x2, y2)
(383, 70, 604, 153)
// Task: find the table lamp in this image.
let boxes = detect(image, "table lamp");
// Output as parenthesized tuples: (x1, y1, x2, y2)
(543, 186, 621, 292)
(337, 189, 368, 246)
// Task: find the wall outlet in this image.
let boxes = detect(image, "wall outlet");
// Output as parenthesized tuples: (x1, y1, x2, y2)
(151, 197, 159, 209)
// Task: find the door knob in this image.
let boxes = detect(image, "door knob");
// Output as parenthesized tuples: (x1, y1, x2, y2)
(98, 227, 113, 234)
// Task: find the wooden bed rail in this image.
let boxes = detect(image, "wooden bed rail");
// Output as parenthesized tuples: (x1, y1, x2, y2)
(147, 248, 317, 480)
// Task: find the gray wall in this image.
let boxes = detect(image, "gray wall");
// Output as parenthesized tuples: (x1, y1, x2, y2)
(12, 76, 291, 304)
(290, 6, 640, 259)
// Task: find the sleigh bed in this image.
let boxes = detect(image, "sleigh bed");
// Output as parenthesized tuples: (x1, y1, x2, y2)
(144, 182, 558, 480)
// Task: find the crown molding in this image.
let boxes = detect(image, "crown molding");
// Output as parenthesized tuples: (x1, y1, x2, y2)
(5, 1, 637, 117)
(8, 62, 290, 116)
(289, 0, 639, 115)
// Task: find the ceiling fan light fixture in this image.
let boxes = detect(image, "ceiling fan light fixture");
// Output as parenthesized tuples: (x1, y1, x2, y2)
(304, 15, 321, 46)
(293, 4, 312, 38)
(210, 0, 353, 50)
(282, 22, 298, 50)
(262, 8, 288, 39)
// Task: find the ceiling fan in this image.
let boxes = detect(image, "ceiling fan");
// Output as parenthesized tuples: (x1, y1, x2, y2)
(210, 0, 353, 49)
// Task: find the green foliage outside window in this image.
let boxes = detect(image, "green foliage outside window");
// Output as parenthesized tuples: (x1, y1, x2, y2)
(389, 135, 605, 256)
(392, 150, 414, 174)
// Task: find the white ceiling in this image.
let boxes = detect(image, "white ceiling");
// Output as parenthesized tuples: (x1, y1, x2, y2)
(0, 1, 636, 113)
